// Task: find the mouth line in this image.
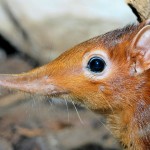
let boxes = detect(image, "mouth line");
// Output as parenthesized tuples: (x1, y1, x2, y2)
(47, 91, 70, 97)
(17, 90, 70, 98)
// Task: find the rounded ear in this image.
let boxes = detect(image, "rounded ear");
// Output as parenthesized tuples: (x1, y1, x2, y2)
(130, 25, 150, 75)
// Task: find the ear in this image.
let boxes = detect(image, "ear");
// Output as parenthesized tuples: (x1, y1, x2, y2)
(130, 25, 150, 75)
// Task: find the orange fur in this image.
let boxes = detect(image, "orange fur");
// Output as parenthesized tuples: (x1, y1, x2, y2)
(0, 21, 150, 149)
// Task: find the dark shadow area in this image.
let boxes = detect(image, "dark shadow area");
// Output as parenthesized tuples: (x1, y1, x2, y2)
(128, 4, 141, 22)
(0, 34, 18, 55)
(71, 143, 119, 150)
(0, 33, 39, 67)
(13, 137, 40, 150)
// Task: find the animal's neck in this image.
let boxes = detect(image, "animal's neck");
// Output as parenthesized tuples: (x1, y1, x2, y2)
(133, 98, 150, 149)
(107, 107, 138, 149)
(107, 97, 150, 150)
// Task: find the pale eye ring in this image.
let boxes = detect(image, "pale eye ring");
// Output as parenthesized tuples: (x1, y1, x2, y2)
(83, 50, 111, 80)
(87, 56, 106, 73)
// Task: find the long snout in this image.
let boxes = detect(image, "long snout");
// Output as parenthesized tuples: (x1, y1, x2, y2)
(0, 64, 68, 96)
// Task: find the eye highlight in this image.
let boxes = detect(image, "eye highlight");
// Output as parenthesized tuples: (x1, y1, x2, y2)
(87, 57, 106, 73)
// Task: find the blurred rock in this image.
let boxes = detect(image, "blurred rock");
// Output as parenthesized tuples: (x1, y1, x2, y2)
(0, 138, 12, 150)
(0, 48, 7, 61)
(0, 0, 136, 64)
(0, 56, 32, 74)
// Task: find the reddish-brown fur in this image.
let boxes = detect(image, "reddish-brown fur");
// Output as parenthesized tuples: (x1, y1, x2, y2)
(0, 21, 150, 149)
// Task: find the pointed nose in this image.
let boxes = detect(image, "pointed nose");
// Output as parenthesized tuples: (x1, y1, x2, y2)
(0, 64, 68, 96)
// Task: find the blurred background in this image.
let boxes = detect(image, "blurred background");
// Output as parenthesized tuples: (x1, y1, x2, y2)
(0, 0, 136, 150)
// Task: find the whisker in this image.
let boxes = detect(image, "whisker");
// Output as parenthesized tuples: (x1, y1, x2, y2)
(33, 96, 36, 106)
(71, 99, 84, 125)
(123, 99, 133, 107)
(64, 98, 70, 123)
(91, 111, 113, 135)
(83, 99, 114, 136)
(31, 96, 35, 109)
(104, 98, 114, 115)
(48, 98, 53, 107)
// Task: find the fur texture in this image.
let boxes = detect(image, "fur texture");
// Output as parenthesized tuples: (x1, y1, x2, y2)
(0, 21, 149, 149)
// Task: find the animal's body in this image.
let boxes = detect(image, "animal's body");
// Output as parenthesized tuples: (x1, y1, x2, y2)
(0, 20, 150, 149)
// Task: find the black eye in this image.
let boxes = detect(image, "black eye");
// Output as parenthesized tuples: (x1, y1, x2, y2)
(87, 57, 106, 73)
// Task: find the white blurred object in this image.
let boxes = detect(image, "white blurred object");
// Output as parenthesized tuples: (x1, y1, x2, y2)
(0, 0, 136, 64)
(8, 0, 136, 22)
